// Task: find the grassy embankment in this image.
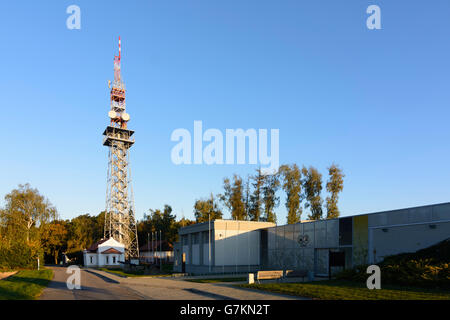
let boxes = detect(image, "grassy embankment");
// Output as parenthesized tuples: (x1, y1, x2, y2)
(241, 239, 450, 300)
(240, 280, 450, 300)
(0, 269, 53, 300)
(99, 265, 173, 278)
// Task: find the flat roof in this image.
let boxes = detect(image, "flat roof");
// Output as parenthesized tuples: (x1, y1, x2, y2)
(179, 219, 275, 235)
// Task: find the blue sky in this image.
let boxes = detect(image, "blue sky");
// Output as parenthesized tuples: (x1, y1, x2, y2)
(1, 1, 449, 225)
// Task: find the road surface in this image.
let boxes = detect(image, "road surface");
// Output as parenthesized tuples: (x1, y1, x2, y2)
(40, 266, 305, 300)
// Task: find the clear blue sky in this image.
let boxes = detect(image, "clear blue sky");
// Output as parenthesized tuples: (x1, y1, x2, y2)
(1, 1, 449, 225)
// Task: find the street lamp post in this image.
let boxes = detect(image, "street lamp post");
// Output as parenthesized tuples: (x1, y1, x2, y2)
(159, 230, 162, 270)
(209, 212, 211, 273)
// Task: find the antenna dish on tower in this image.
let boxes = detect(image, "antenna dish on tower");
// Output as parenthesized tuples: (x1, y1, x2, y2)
(121, 112, 130, 121)
(108, 110, 117, 119)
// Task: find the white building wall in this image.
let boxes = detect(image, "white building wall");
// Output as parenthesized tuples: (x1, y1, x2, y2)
(371, 221, 450, 263)
(214, 229, 260, 267)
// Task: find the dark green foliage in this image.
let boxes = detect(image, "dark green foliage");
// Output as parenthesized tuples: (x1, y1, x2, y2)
(194, 194, 223, 223)
(382, 238, 450, 265)
(261, 173, 280, 223)
(137, 205, 179, 246)
(249, 168, 265, 221)
(335, 238, 450, 289)
(302, 166, 323, 220)
(279, 164, 303, 224)
(325, 164, 344, 219)
(0, 240, 43, 270)
(219, 175, 246, 220)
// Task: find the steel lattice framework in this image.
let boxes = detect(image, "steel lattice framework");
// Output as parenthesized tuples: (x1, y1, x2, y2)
(103, 37, 139, 260)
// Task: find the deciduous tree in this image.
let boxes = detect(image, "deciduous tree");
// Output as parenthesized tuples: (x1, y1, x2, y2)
(249, 168, 265, 221)
(302, 166, 323, 220)
(262, 173, 280, 223)
(194, 194, 223, 223)
(280, 164, 303, 224)
(41, 221, 68, 264)
(219, 175, 246, 220)
(325, 164, 345, 219)
(1, 184, 57, 243)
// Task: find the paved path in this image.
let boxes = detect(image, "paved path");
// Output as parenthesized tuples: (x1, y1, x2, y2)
(0, 271, 17, 280)
(40, 267, 305, 300)
(40, 266, 146, 300)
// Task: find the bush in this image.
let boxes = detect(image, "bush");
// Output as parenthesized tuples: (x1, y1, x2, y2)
(335, 239, 450, 289)
(0, 240, 44, 270)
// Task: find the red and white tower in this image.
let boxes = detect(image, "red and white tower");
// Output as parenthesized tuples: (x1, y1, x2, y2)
(103, 37, 139, 260)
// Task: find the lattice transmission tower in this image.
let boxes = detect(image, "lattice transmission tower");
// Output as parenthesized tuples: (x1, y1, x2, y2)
(103, 37, 139, 260)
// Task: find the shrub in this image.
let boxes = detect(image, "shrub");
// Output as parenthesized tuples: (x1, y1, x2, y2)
(335, 239, 450, 289)
(0, 239, 44, 270)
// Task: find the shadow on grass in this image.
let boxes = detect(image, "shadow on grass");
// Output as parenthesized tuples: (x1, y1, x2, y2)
(0, 271, 53, 300)
(309, 280, 450, 294)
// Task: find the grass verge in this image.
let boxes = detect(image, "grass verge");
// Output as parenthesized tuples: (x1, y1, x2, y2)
(99, 267, 172, 278)
(239, 280, 450, 300)
(0, 269, 53, 300)
(186, 277, 247, 283)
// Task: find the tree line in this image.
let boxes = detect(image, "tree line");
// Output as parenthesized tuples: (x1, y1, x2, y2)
(0, 163, 343, 267)
(0, 184, 195, 266)
(193, 164, 344, 224)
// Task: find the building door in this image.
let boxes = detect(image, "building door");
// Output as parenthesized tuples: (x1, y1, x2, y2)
(329, 250, 345, 279)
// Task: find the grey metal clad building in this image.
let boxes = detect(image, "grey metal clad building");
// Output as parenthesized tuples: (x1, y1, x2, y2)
(175, 202, 450, 276)
(173, 220, 275, 274)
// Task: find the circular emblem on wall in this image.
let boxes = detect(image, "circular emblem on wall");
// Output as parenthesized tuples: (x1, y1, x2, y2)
(298, 234, 310, 247)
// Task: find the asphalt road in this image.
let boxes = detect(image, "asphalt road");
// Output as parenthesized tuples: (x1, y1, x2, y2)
(39, 266, 146, 300)
(40, 266, 304, 300)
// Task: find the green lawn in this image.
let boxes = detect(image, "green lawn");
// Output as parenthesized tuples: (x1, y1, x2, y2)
(0, 269, 53, 300)
(99, 267, 172, 278)
(239, 280, 450, 300)
(186, 277, 247, 283)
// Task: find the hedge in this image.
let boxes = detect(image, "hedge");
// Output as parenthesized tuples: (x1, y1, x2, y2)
(335, 238, 450, 289)
(0, 240, 44, 270)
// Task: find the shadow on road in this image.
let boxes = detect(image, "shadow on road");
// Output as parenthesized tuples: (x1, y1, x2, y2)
(83, 269, 120, 284)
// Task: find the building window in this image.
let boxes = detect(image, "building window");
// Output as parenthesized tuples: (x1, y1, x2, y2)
(106, 256, 109, 264)
(113, 256, 116, 264)
(339, 217, 353, 246)
(90, 256, 93, 264)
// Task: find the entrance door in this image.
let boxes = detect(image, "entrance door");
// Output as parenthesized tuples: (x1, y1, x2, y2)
(329, 250, 345, 279)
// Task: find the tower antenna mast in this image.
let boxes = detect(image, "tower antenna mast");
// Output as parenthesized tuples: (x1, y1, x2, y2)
(104, 37, 139, 261)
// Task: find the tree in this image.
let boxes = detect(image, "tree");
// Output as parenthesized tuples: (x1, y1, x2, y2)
(262, 173, 280, 223)
(249, 168, 265, 221)
(66, 214, 98, 253)
(41, 221, 68, 264)
(194, 194, 223, 223)
(243, 177, 251, 220)
(325, 164, 345, 219)
(1, 184, 57, 243)
(219, 175, 246, 220)
(137, 205, 178, 247)
(280, 164, 303, 224)
(302, 166, 323, 220)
